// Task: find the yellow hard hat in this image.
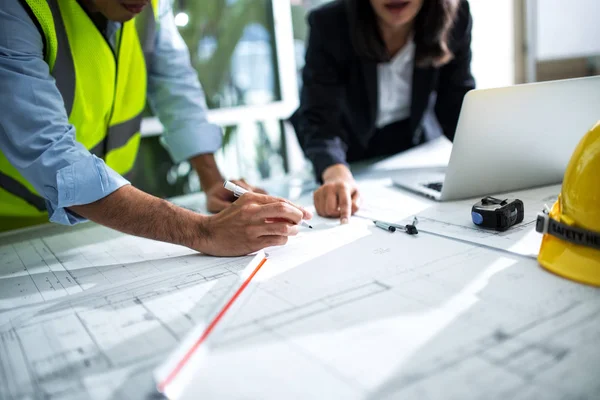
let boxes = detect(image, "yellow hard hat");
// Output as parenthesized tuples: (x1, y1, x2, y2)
(535, 121, 600, 286)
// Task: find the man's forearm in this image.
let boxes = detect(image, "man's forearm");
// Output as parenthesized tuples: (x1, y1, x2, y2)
(190, 153, 223, 192)
(69, 185, 207, 250)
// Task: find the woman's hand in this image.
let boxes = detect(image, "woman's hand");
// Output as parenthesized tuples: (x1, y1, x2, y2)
(313, 164, 361, 224)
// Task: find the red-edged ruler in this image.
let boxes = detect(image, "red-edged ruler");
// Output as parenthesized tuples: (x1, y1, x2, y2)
(154, 251, 268, 398)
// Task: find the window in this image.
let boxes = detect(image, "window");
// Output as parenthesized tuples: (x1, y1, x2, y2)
(132, 1, 298, 198)
(173, 0, 281, 109)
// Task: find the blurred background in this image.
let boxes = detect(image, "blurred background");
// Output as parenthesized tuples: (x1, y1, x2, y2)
(131, 0, 600, 199)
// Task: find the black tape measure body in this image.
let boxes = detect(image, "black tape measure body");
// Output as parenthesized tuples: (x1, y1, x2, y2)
(471, 197, 524, 231)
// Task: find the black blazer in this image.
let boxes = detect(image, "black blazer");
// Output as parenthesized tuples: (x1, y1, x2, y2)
(291, 0, 475, 180)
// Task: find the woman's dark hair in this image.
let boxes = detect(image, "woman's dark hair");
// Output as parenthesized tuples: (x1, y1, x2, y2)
(345, 0, 460, 67)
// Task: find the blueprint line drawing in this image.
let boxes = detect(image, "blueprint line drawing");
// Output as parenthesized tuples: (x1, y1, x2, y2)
(169, 226, 599, 400)
(216, 280, 392, 347)
(1, 199, 599, 400)
(0, 221, 231, 310)
(0, 253, 254, 400)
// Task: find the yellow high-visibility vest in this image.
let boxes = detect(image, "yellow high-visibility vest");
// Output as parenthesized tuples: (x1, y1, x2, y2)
(0, 0, 158, 231)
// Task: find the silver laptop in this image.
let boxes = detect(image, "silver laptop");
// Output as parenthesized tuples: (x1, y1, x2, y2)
(392, 75, 600, 201)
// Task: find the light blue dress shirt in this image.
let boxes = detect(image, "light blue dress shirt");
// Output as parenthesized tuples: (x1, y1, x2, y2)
(0, 0, 222, 225)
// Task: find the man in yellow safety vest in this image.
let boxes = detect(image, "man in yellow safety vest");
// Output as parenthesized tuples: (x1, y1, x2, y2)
(0, 0, 311, 256)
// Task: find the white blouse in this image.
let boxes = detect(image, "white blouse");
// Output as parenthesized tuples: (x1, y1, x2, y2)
(376, 38, 416, 128)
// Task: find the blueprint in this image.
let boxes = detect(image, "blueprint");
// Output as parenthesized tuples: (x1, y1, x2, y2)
(0, 212, 374, 400)
(1, 186, 599, 400)
(174, 223, 600, 399)
(0, 217, 262, 399)
(0, 248, 255, 400)
(0, 222, 209, 310)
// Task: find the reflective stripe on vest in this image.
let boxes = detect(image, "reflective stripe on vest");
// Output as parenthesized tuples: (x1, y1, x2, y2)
(0, 173, 46, 212)
(0, 0, 157, 221)
(90, 111, 145, 159)
(47, 0, 75, 116)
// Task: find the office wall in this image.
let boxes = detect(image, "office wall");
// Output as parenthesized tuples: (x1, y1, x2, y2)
(522, 0, 600, 82)
(535, 0, 600, 61)
(468, 0, 516, 89)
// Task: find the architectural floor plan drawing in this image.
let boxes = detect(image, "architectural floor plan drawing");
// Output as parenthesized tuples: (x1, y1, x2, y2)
(1, 183, 599, 400)
(180, 228, 600, 400)
(0, 250, 255, 400)
(2, 215, 598, 400)
(0, 221, 238, 310)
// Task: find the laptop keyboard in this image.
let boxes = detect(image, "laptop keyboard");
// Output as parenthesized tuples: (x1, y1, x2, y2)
(423, 182, 443, 192)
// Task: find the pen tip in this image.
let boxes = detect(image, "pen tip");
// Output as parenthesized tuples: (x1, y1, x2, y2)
(309, 225, 313, 229)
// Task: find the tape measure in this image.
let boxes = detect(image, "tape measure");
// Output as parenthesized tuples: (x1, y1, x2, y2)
(471, 196, 524, 231)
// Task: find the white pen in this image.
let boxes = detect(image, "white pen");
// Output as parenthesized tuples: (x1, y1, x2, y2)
(223, 180, 313, 229)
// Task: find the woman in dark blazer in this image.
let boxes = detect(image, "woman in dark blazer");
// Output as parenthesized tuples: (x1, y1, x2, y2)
(292, 0, 475, 223)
